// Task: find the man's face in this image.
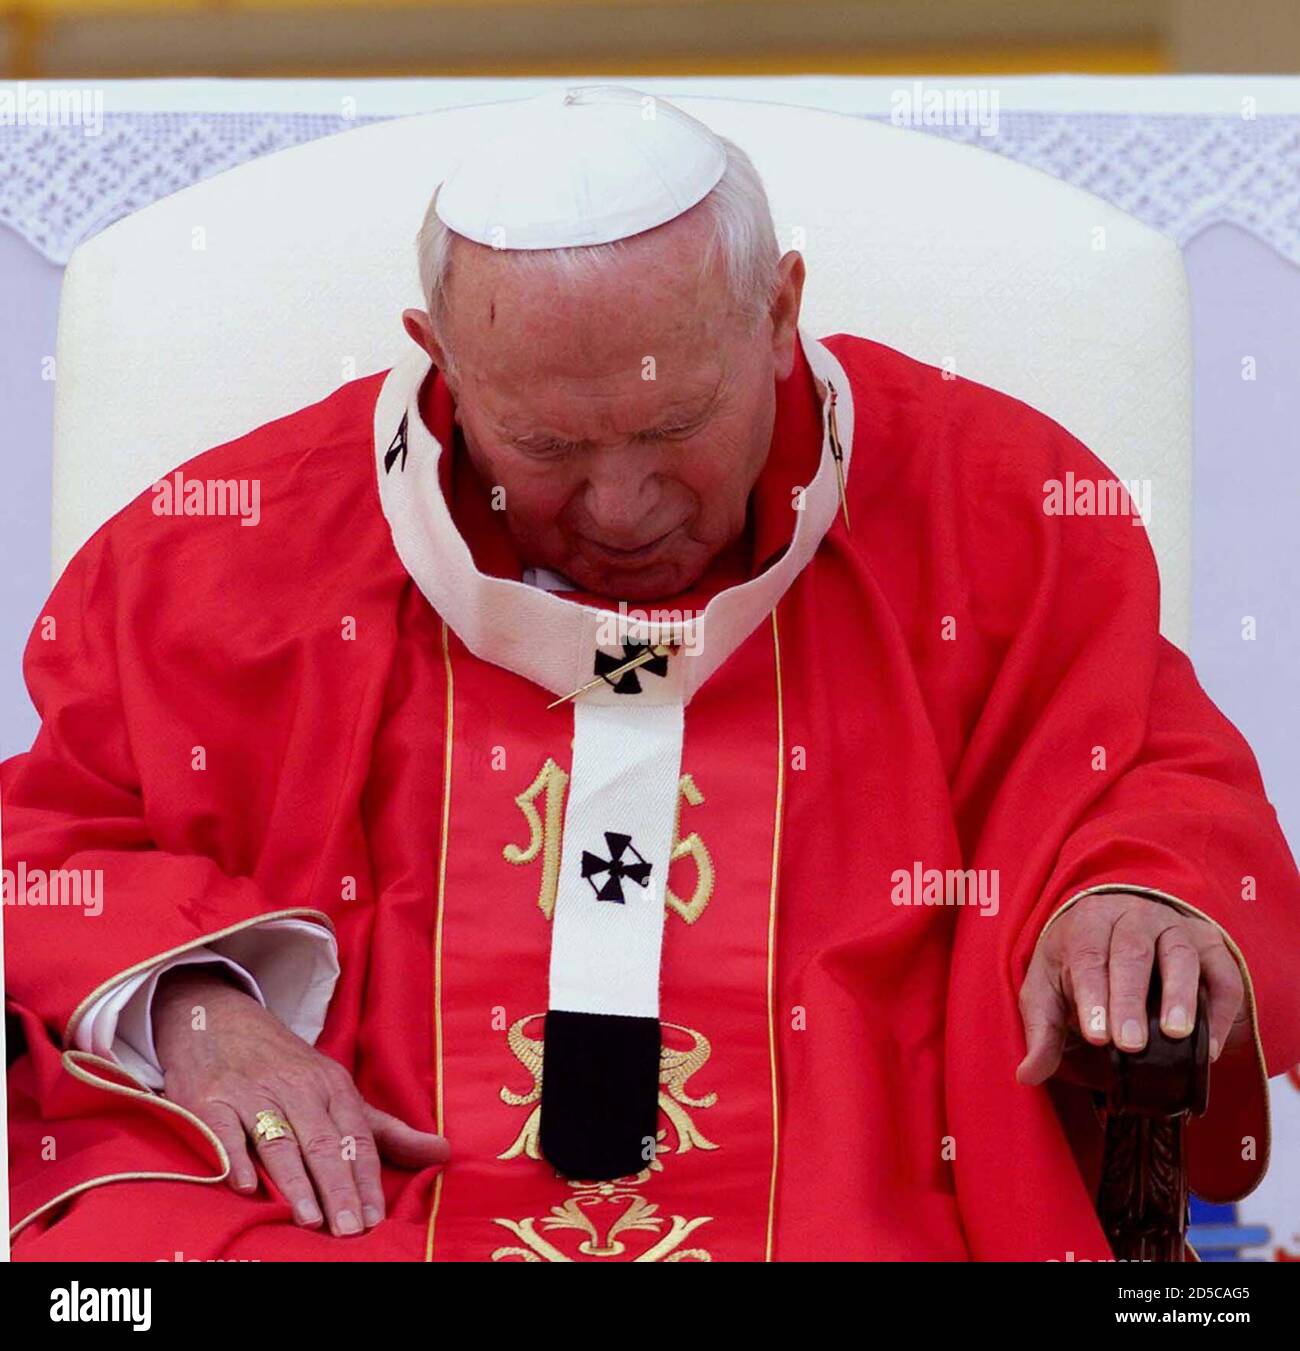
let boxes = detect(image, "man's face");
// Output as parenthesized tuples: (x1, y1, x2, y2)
(412, 212, 802, 600)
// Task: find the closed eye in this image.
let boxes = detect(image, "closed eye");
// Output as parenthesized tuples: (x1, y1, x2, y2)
(634, 420, 705, 444)
(514, 438, 583, 457)
(512, 417, 707, 455)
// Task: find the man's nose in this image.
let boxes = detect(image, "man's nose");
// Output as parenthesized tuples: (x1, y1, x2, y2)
(582, 455, 663, 538)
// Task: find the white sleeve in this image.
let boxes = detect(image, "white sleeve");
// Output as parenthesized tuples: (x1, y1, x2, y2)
(72, 918, 340, 1090)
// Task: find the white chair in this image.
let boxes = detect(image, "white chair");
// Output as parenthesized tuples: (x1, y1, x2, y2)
(50, 92, 1192, 647)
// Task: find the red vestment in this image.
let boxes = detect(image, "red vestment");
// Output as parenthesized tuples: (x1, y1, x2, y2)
(5, 331, 1298, 1261)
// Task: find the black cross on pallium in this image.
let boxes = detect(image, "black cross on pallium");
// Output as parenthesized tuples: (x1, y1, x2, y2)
(594, 639, 669, 695)
(581, 832, 653, 904)
(383, 412, 409, 474)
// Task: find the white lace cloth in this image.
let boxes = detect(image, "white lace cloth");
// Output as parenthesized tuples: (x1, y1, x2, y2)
(3, 109, 1299, 266)
(0, 112, 383, 264)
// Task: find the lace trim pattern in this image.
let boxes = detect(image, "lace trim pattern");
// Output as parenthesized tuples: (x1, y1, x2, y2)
(2, 110, 1297, 265)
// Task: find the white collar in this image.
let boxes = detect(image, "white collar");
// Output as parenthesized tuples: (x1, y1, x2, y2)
(373, 326, 854, 706)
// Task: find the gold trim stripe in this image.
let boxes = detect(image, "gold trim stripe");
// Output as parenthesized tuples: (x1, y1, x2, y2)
(424, 619, 454, 1261)
(10, 1050, 230, 1243)
(62, 905, 336, 1048)
(763, 606, 786, 1261)
(12, 906, 336, 1241)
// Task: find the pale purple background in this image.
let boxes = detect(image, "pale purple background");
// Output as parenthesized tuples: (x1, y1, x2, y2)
(4, 221, 1297, 855)
(0, 225, 58, 760)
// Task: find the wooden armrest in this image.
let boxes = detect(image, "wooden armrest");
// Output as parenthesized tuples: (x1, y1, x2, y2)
(1056, 977, 1210, 1261)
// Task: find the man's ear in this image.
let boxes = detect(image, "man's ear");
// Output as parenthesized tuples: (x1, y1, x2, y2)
(402, 308, 446, 370)
(769, 251, 805, 381)
(402, 308, 463, 424)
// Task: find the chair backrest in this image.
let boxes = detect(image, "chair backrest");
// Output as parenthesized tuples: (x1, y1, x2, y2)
(52, 93, 1192, 644)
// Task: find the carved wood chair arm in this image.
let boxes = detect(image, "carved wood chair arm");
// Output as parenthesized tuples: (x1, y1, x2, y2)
(1056, 980, 1210, 1261)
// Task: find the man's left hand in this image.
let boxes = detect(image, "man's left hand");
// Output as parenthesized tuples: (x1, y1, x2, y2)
(1016, 891, 1248, 1085)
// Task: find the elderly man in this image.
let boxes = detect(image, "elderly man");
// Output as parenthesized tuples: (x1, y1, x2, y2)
(5, 85, 1299, 1262)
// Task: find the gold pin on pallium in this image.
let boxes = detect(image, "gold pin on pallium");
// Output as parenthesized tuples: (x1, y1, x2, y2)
(827, 379, 850, 532)
(547, 642, 676, 709)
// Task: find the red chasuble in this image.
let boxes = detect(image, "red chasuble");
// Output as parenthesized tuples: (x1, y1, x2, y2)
(4, 329, 1299, 1262)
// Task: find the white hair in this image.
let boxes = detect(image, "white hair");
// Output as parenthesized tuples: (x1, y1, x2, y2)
(415, 134, 782, 373)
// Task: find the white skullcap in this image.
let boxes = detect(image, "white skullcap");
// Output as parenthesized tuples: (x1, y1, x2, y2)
(434, 84, 728, 251)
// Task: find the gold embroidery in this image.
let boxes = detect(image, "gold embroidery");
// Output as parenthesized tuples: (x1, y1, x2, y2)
(497, 1016, 544, 1115)
(492, 1169, 713, 1262)
(658, 1024, 719, 1152)
(666, 773, 715, 923)
(493, 759, 722, 1262)
(504, 762, 713, 922)
(496, 1015, 718, 1162)
(501, 757, 569, 920)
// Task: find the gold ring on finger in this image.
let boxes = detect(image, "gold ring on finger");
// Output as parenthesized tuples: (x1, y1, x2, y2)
(252, 1109, 293, 1144)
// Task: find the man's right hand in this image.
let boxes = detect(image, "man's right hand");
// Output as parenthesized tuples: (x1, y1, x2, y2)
(153, 966, 450, 1237)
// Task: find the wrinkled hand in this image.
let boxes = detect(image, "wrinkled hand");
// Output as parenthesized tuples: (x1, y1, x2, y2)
(153, 967, 450, 1236)
(1016, 892, 1249, 1086)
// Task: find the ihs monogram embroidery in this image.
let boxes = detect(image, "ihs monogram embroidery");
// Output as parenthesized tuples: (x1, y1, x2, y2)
(581, 832, 651, 903)
(503, 758, 714, 923)
(496, 757, 721, 1261)
(383, 411, 409, 474)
